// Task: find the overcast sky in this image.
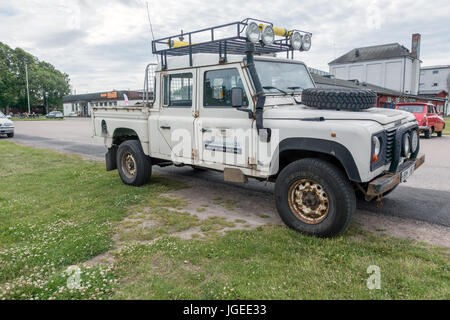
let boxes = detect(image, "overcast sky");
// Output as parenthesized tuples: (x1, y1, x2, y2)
(1, 0, 449, 93)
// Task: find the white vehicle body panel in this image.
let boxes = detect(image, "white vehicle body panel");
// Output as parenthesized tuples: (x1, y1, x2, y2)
(92, 54, 417, 184)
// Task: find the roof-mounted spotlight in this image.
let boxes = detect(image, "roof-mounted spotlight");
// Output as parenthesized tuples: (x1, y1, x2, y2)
(302, 34, 312, 51)
(261, 25, 275, 45)
(290, 31, 303, 50)
(246, 22, 261, 43)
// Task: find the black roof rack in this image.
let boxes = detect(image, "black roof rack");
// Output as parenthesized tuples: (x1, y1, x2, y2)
(152, 18, 312, 69)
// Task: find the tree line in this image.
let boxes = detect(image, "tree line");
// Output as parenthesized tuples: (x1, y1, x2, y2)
(0, 42, 70, 114)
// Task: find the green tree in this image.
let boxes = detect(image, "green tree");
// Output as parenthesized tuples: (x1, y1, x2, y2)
(0, 42, 70, 114)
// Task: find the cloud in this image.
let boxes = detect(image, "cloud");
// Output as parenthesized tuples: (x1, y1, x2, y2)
(0, 0, 449, 93)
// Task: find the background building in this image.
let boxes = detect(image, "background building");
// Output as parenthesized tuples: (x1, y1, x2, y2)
(63, 90, 144, 117)
(329, 34, 422, 95)
(418, 65, 450, 112)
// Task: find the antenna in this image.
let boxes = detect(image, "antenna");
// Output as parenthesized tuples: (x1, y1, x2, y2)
(146, 1, 159, 64)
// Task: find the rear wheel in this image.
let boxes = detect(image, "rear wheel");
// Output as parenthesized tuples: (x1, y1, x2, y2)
(275, 159, 355, 238)
(437, 131, 442, 137)
(117, 140, 151, 186)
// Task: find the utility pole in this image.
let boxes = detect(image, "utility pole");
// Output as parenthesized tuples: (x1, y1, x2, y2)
(25, 63, 31, 114)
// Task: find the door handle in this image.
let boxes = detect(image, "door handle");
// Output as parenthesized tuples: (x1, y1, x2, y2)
(160, 126, 171, 130)
(201, 128, 210, 133)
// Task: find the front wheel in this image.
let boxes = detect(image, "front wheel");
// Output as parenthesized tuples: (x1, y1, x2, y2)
(275, 159, 355, 238)
(117, 140, 152, 186)
(7, 133, 14, 138)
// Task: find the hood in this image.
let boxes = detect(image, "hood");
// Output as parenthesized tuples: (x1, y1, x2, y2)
(0, 118, 14, 126)
(263, 104, 415, 125)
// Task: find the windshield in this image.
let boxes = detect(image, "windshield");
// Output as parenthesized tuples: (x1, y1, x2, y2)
(397, 105, 425, 113)
(0, 112, 5, 118)
(254, 60, 315, 94)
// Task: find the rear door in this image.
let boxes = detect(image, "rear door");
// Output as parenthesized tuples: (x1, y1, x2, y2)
(158, 70, 197, 162)
(427, 105, 438, 131)
(433, 106, 445, 131)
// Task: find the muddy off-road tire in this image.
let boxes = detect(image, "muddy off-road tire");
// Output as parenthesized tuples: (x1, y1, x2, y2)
(275, 159, 355, 238)
(117, 140, 152, 186)
(302, 88, 377, 110)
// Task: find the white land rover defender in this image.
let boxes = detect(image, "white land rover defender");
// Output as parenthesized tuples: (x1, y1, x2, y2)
(92, 19, 425, 238)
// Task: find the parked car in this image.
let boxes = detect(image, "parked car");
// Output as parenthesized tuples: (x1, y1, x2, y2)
(46, 111, 64, 119)
(0, 111, 14, 138)
(396, 103, 445, 138)
(68, 112, 79, 117)
(92, 19, 425, 238)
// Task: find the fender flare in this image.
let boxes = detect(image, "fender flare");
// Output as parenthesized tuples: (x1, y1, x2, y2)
(270, 137, 362, 182)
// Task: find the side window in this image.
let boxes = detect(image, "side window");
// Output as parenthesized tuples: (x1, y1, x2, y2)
(169, 73, 193, 107)
(427, 105, 434, 114)
(204, 68, 249, 107)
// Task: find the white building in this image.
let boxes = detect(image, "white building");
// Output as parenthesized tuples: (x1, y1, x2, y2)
(329, 34, 422, 95)
(63, 90, 144, 117)
(419, 65, 450, 96)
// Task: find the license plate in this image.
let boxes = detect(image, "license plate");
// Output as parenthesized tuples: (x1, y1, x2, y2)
(400, 162, 415, 182)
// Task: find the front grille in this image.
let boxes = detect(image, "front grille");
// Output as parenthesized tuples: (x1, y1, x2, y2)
(385, 128, 396, 164)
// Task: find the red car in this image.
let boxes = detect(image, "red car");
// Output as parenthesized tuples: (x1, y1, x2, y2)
(396, 103, 445, 138)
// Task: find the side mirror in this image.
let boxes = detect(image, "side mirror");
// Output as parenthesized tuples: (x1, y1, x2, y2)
(231, 87, 243, 108)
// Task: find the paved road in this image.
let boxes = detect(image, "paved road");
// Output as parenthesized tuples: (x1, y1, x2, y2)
(6, 118, 450, 227)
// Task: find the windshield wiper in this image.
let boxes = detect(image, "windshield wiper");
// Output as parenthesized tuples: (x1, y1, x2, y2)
(263, 86, 288, 94)
(287, 86, 303, 91)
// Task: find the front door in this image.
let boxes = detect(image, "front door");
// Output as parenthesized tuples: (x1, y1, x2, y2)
(196, 65, 255, 168)
(158, 70, 197, 163)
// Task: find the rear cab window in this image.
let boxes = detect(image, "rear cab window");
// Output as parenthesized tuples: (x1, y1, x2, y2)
(163, 73, 193, 107)
(397, 105, 426, 114)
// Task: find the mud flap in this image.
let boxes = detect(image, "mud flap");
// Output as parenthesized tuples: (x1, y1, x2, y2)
(105, 146, 117, 171)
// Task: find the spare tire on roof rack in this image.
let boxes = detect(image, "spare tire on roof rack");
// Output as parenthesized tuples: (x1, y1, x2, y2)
(301, 88, 377, 110)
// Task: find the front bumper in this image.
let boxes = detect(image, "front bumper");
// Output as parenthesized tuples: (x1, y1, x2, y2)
(0, 127, 14, 134)
(418, 126, 430, 132)
(366, 154, 425, 198)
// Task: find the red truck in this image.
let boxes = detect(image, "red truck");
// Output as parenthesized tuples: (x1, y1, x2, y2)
(396, 103, 445, 138)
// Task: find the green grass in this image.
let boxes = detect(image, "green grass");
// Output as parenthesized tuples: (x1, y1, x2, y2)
(0, 141, 183, 299)
(113, 228, 449, 300)
(0, 141, 449, 300)
(444, 117, 450, 135)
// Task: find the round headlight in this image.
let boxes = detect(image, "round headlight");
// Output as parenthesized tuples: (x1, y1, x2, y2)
(402, 133, 410, 156)
(302, 34, 312, 51)
(261, 25, 275, 45)
(372, 136, 381, 156)
(246, 22, 260, 43)
(411, 130, 419, 153)
(290, 31, 303, 50)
